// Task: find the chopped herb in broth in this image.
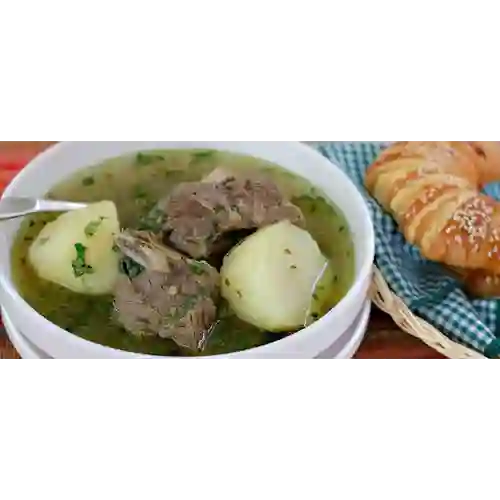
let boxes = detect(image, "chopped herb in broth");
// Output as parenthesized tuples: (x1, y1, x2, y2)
(189, 261, 208, 276)
(120, 256, 143, 280)
(191, 150, 215, 160)
(202, 300, 289, 355)
(204, 314, 286, 355)
(82, 176, 95, 186)
(134, 185, 148, 199)
(84, 217, 104, 237)
(11, 149, 355, 357)
(138, 205, 165, 233)
(71, 243, 94, 278)
(136, 152, 165, 166)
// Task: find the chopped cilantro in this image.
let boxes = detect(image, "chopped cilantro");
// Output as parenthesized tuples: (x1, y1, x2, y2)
(134, 186, 148, 200)
(72, 243, 94, 278)
(136, 152, 165, 166)
(82, 176, 95, 187)
(84, 217, 105, 238)
(166, 296, 198, 323)
(192, 150, 214, 160)
(120, 256, 143, 279)
(189, 261, 207, 276)
(182, 295, 198, 312)
(138, 206, 165, 233)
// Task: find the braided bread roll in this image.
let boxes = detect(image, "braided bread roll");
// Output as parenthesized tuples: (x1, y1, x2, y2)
(453, 268, 500, 299)
(365, 141, 500, 275)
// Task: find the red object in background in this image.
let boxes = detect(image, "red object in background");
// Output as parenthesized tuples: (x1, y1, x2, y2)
(352, 309, 447, 359)
(355, 344, 447, 361)
(0, 143, 55, 191)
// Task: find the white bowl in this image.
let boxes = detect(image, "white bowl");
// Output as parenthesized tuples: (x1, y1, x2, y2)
(0, 141, 374, 359)
(2, 300, 371, 360)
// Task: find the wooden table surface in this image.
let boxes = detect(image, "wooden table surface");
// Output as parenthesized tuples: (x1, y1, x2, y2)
(0, 142, 445, 359)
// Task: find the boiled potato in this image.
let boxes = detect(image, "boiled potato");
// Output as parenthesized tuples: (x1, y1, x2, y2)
(221, 220, 329, 332)
(28, 201, 121, 295)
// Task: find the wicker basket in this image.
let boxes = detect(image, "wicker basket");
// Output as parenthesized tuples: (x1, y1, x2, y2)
(370, 266, 485, 359)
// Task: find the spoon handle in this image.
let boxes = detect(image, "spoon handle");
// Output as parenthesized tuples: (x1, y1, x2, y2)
(0, 197, 86, 221)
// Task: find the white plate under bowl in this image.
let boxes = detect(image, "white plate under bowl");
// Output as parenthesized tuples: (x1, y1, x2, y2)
(318, 299, 371, 359)
(2, 300, 371, 360)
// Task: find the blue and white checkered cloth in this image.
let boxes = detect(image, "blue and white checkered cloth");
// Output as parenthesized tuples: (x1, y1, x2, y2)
(313, 142, 500, 358)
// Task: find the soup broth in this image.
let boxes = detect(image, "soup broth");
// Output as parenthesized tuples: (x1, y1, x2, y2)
(11, 149, 355, 356)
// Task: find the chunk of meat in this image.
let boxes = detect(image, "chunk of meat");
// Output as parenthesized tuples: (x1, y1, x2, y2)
(159, 170, 306, 259)
(113, 230, 220, 352)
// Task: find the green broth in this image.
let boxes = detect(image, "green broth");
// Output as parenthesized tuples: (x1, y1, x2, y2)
(11, 149, 355, 357)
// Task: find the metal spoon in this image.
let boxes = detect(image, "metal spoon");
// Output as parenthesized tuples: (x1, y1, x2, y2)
(0, 197, 87, 221)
